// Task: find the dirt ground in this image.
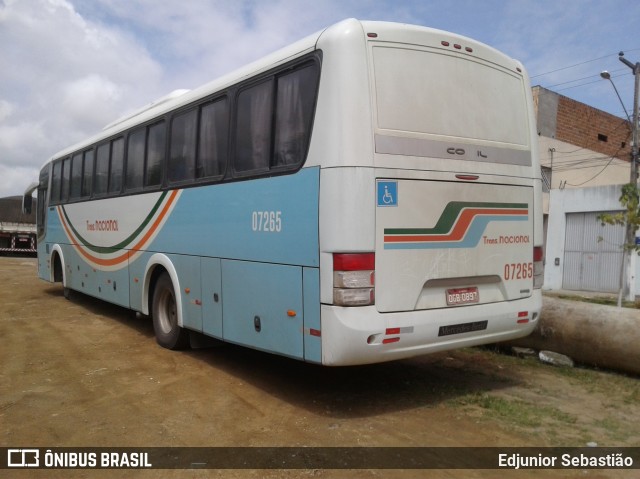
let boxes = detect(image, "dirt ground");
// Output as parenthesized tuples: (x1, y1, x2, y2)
(1, 257, 639, 479)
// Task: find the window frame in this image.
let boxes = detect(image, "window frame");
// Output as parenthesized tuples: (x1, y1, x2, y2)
(81, 148, 94, 199)
(229, 55, 321, 180)
(69, 152, 83, 201)
(50, 160, 62, 205)
(144, 120, 167, 189)
(60, 157, 71, 203)
(168, 107, 199, 186)
(232, 77, 275, 178)
(94, 141, 111, 198)
(108, 136, 125, 196)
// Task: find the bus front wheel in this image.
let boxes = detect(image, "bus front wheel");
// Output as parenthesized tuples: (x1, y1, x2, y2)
(151, 272, 189, 350)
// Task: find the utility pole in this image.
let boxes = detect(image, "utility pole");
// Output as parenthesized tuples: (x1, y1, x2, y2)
(619, 52, 640, 302)
(600, 53, 640, 305)
(618, 52, 640, 186)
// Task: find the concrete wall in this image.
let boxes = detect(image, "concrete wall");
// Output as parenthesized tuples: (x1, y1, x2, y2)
(543, 184, 639, 297)
(538, 136, 630, 195)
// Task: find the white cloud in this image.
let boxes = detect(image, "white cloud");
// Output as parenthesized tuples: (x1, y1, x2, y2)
(0, 0, 163, 195)
(0, 120, 47, 153)
(82, 0, 346, 88)
(61, 74, 123, 128)
(0, 100, 13, 122)
(0, 163, 40, 199)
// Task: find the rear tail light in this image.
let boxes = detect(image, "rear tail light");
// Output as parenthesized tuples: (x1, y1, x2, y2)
(333, 253, 375, 306)
(533, 246, 544, 289)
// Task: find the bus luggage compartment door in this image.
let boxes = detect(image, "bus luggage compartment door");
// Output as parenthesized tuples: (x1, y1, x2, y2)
(375, 179, 534, 313)
(222, 260, 304, 359)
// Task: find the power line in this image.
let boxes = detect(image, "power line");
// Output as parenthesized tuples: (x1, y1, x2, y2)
(565, 151, 621, 187)
(539, 123, 631, 168)
(543, 68, 627, 89)
(531, 48, 640, 79)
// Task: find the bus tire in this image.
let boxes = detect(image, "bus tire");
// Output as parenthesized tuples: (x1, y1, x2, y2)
(151, 272, 189, 350)
(63, 286, 72, 300)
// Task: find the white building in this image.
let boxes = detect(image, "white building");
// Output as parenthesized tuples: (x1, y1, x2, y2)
(533, 86, 636, 297)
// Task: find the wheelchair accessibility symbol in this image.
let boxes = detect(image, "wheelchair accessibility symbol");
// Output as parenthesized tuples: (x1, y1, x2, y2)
(377, 181, 398, 207)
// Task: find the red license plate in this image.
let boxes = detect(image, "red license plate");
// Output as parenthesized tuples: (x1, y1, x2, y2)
(446, 287, 479, 306)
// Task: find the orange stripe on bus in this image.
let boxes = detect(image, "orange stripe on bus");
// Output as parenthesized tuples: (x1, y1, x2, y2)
(57, 190, 179, 267)
(384, 208, 527, 243)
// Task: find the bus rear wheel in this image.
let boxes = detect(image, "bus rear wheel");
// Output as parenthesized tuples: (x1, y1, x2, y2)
(152, 272, 189, 350)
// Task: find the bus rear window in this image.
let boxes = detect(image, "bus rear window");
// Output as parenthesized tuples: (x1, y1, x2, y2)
(373, 46, 529, 147)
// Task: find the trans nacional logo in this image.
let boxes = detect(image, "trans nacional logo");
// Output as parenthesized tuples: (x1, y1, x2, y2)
(383, 201, 528, 250)
(57, 190, 181, 271)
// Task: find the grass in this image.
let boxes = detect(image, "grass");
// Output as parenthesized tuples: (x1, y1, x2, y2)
(439, 348, 640, 446)
(624, 385, 640, 405)
(452, 392, 577, 429)
(556, 293, 640, 309)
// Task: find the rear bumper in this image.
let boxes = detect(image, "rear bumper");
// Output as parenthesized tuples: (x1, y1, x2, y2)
(320, 291, 542, 365)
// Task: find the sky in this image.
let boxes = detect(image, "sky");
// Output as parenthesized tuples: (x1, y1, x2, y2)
(1, 0, 639, 198)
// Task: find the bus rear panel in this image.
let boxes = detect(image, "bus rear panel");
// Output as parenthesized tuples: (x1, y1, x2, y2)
(317, 21, 542, 365)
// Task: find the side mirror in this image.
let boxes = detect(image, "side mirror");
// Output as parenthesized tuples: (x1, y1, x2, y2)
(22, 181, 38, 215)
(22, 194, 33, 215)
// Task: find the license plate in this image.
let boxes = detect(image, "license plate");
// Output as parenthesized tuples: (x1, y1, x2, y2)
(446, 287, 479, 306)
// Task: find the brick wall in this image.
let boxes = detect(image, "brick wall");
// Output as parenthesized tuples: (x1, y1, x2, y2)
(533, 86, 632, 161)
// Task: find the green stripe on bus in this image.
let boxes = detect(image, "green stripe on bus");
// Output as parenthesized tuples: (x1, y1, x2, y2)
(60, 191, 168, 254)
(384, 202, 527, 235)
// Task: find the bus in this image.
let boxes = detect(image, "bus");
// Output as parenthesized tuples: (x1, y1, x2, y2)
(24, 19, 544, 366)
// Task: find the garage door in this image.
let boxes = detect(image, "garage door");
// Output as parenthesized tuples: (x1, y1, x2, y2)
(562, 211, 624, 293)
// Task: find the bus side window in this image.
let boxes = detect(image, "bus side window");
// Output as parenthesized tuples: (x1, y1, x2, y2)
(51, 161, 62, 204)
(69, 152, 82, 200)
(109, 138, 124, 194)
(197, 97, 228, 179)
(61, 157, 71, 203)
(234, 79, 273, 174)
(82, 149, 94, 198)
(169, 110, 197, 183)
(126, 128, 145, 191)
(145, 121, 165, 188)
(273, 63, 319, 167)
(95, 143, 110, 196)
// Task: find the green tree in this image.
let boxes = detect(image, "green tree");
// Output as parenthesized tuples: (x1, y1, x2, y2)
(598, 183, 640, 306)
(598, 183, 640, 249)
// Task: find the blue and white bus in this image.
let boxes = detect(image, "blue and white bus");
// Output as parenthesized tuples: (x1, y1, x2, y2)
(24, 19, 544, 365)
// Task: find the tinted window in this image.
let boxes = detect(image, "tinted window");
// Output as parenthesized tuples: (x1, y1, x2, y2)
(70, 153, 82, 200)
(61, 158, 70, 202)
(126, 129, 145, 190)
(82, 149, 94, 197)
(235, 79, 273, 173)
(273, 64, 318, 167)
(109, 138, 124, 194)
(51, 161, 62, 204)
(95, 143, 109, 196)
(145, 121, 165, 187)
(169, 111, 197, 183)
(198, 98, 228, 179)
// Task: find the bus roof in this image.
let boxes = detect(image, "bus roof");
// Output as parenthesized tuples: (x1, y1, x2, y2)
(44, 18, 525, 166)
